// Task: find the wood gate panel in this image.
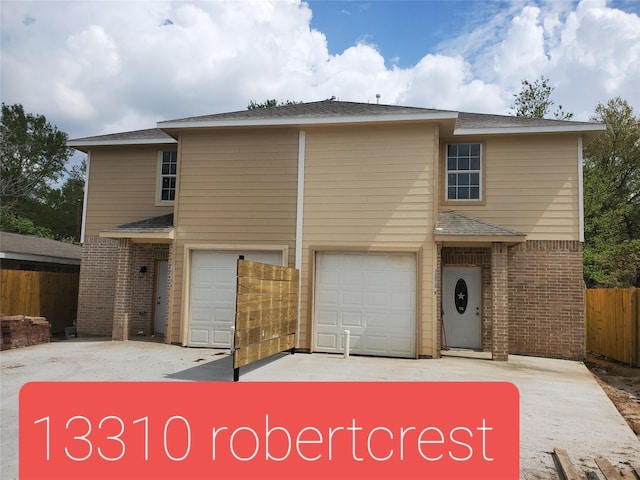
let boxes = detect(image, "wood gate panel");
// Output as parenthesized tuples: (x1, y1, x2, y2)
(233, 259, 299, 376)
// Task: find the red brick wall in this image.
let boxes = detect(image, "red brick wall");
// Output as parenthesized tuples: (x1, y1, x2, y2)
(439, 241, 584, 360)
(77, 237, 170, 338)
(77, 236, 118, 336)
(508, 240, 584, 360)
(1, 315, 50, 350)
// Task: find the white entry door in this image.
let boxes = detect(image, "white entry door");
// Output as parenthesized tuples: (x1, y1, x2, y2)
(442, 266, 481, 349)
(155, 261, 168, 335)
(188, 250, 283, 348)
(314, 252, 416, 358)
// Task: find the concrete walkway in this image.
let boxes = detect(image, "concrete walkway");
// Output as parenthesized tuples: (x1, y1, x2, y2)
(1, 338, 639, 479)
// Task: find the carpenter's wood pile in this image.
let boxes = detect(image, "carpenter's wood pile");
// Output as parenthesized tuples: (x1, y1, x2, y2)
(1, 315, 51, 350)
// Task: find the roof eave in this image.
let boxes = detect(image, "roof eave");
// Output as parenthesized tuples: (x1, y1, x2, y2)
(157, 112, 459, 130)
(99, 230, 175, 243)
(68, 138, 178, 151)
(434, 233, 527, 245)
(454, 124, 606, 136)
(0, 252, 81, 265)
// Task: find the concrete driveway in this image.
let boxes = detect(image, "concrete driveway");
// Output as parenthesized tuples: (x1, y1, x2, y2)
(1, 338, 639, 479)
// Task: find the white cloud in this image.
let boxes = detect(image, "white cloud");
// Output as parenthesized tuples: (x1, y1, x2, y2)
(493, 6, 549, 86)
(1, 0, 638, 139)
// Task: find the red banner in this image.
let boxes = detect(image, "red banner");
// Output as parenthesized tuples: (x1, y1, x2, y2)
(20, 381, 519, 479)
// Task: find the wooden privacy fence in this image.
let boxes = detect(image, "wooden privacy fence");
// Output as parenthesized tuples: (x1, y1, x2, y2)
(1, 269, 79, 334)
(232, 258, 299, 381)
(586, 288, 639, 367)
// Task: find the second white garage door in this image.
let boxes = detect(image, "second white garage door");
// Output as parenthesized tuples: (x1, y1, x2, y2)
(188, 250, 283, 348)
(314, 252, 416, 358)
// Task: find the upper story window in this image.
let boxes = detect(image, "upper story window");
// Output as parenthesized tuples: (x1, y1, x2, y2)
(159, 151, 177, 203)
(446, 143, 482, 201)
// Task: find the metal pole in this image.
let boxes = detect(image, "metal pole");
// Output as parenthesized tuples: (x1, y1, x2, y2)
(344, 329, 350, 359)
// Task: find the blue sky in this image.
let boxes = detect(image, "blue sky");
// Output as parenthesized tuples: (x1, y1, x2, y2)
(308, 1, 640, 68)
(1, 0, 639, 140)
(307, 1, 507, 67)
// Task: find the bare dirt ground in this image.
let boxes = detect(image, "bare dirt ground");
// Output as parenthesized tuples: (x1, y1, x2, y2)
(585, 352, 640, 439)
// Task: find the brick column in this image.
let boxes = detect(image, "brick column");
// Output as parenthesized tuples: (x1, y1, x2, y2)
(491, 242, 509, 361)
(112, 238, 134, 341)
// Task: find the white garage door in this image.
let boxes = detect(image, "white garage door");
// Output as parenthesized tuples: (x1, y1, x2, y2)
(188, 250, 283, 348)
(314, 252, 416, 358)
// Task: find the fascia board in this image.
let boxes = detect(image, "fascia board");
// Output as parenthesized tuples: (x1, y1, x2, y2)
(67, 138, 177, 148)
(157, 112, 459, 129)
(454, 124, 606, 136)
(0, 252, 81, 265)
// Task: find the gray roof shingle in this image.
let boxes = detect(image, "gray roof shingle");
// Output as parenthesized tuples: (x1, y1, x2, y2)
(158, 100, 455, 124)
(69, 100, 604, 147)
(105, 214, 174, 233)
(68, 128, 176, 147)
(0, 232, 81, 264)
(456, 111, 598, 129)
(434, 210, 524, 237)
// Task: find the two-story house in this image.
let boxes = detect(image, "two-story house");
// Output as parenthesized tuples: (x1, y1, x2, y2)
(69, 100, 604, 361)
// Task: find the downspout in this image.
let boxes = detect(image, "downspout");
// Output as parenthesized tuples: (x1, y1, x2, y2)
(80, 151, 91, 244)
(296, 131, 306, 269)
(578, 136, 584, 243)
(295, 131, 306, 348)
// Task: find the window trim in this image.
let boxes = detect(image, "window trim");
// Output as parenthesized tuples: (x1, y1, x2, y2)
(155, 150, 178, 206)
(441, 141, 486, 206)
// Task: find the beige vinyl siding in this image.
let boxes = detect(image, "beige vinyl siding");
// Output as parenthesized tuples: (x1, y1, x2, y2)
(450, 135, 580, 240)
(168, 128, 299, 343)
(301, 124, 437, 357)
(84, 146, 174, 236)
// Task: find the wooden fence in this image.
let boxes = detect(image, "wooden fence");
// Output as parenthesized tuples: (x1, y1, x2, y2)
(585, 288, 639, 367)
(232, 258, 298, 381)
(0, 269, 79, 334)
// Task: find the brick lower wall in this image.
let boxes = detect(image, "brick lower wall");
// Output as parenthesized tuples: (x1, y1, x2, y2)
(1, 315, 51, 350)
(77, 236, 118, 336)
(77, 237, 170, 338)
(440, 240, 584, 360)
(508, 240, 584, 360)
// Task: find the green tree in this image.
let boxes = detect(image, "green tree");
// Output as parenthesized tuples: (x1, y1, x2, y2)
(510, 76, 573, 120)
(1, 104, 73, 212)
(40, 160, 86, 241)
(0, 104, 84, 241)
(247, 99, 301, 109)
(583, 97, 640, 287)
(0, 206, 54, 238)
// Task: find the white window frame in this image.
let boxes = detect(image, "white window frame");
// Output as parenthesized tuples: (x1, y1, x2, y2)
(444, 143, 483, 202)
(156, 150, 177, 205)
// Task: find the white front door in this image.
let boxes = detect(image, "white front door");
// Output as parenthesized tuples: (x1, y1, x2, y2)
(155, 261, 168, 335)
(442, 266, 481, 349)
(188, 250, 283, 348)
(314, 252, 416, 358)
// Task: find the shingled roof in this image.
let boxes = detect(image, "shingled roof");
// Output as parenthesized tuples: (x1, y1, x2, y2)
(104, 214, 174, 233)
(68, 100, 605, 148)
(67, 128, 177, 151)
(434, 210, 525, 242)
(159, 100, 455, 124)
(0, 232, 81, 265)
